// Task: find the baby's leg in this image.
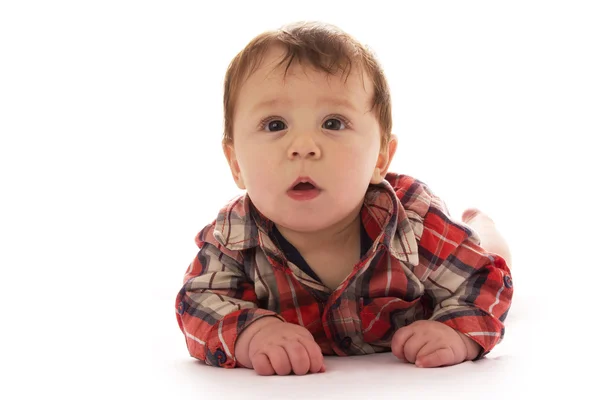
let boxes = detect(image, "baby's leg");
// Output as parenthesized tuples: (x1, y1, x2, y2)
(461, 208, 512, 269)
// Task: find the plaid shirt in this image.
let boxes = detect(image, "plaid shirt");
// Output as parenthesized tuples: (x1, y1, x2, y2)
(175, 172, 513, 368)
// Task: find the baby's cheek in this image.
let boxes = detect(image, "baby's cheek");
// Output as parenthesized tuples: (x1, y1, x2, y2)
(241, 157, 276, 190)
(336, 152, 376, 187)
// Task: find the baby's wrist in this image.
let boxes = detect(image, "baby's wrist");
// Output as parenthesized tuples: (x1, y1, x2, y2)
(456, 331, 481, 360)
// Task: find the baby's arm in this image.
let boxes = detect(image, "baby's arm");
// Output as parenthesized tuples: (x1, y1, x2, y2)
(175, 229, 280, 368)
(391, 185, 513, 367)
(175, 225, 324, 374)
(393, 216, 512, 366)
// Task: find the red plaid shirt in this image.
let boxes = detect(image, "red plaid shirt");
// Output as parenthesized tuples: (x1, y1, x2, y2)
(175, 173, 513, 368)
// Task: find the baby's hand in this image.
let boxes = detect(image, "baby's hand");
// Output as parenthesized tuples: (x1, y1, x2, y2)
(391, 320, 481, 368)
(246, 320, 325, 376)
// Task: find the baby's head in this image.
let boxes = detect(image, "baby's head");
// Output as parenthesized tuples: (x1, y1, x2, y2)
(221, 21, 398, 233)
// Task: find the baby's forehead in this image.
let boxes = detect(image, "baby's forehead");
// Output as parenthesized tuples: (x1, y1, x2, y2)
(239, 48, 374, 105)
(256, 45, 367, 82)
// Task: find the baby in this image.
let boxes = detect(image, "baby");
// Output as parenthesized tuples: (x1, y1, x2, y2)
(175, 21, 513, 376)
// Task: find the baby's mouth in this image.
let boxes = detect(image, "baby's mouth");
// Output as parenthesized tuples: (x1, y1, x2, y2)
(286, 180, 322, 201)
(288, 176, 321, 192)
(292, 182, 316, 191)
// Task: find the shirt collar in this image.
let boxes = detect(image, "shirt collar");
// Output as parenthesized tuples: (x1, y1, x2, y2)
(212, 174, 419, 266)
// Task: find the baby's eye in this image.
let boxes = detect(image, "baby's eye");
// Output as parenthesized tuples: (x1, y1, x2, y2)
(322, 118, 346, 130)
(264, 120, 287, 132)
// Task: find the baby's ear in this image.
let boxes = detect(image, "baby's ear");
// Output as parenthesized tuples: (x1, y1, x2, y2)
(370, 134, 398, 184)
(223, 142, 246, 190)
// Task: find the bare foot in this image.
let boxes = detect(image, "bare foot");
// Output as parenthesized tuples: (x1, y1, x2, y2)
(462, 208, 493, 225)
(461, 208, 512, 269)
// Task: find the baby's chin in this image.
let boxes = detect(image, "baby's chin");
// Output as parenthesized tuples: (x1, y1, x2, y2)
(250, 193, 359, 232)
(272, 217, 328, 233)
(274, 209, 361, 234)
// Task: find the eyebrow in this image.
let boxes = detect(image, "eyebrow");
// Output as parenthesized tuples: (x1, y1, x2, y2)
(250, 97, 362, 113)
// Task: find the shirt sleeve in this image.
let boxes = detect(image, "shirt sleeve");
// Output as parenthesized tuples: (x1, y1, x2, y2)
(175, 225, 284, 368)
(415, 193, 513, 359)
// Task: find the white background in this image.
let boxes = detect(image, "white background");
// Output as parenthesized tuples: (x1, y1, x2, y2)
(1, 1, 598, 398)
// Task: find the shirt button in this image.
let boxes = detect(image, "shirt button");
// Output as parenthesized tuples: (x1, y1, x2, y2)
(215, 348, 227, 365)
(340, 336, 352, 349)
(503, 275, 513, 289)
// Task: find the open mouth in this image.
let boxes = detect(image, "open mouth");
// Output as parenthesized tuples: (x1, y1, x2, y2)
(292, 182, 316, 191)
(287, 177, 322, 200)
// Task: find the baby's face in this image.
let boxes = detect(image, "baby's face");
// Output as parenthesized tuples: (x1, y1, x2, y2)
(225, 46, 388, 233)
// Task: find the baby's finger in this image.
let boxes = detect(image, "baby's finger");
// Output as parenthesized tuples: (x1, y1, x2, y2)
(252, 353, 275, 376)
(416, 347, 455, 368)
(265, 346, 293, 375)
(391, 326, 414, 361)
(283, 340, 311, 375)
(413, 341, 444, 367)
(403, 333, 428, 364)
(299, 337, 325, 373)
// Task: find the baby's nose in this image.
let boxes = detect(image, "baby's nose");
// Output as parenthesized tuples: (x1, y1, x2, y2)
(287, 135, 321, 159)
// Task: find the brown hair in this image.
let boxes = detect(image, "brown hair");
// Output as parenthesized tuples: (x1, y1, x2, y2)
(222, 21, 393, 150)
